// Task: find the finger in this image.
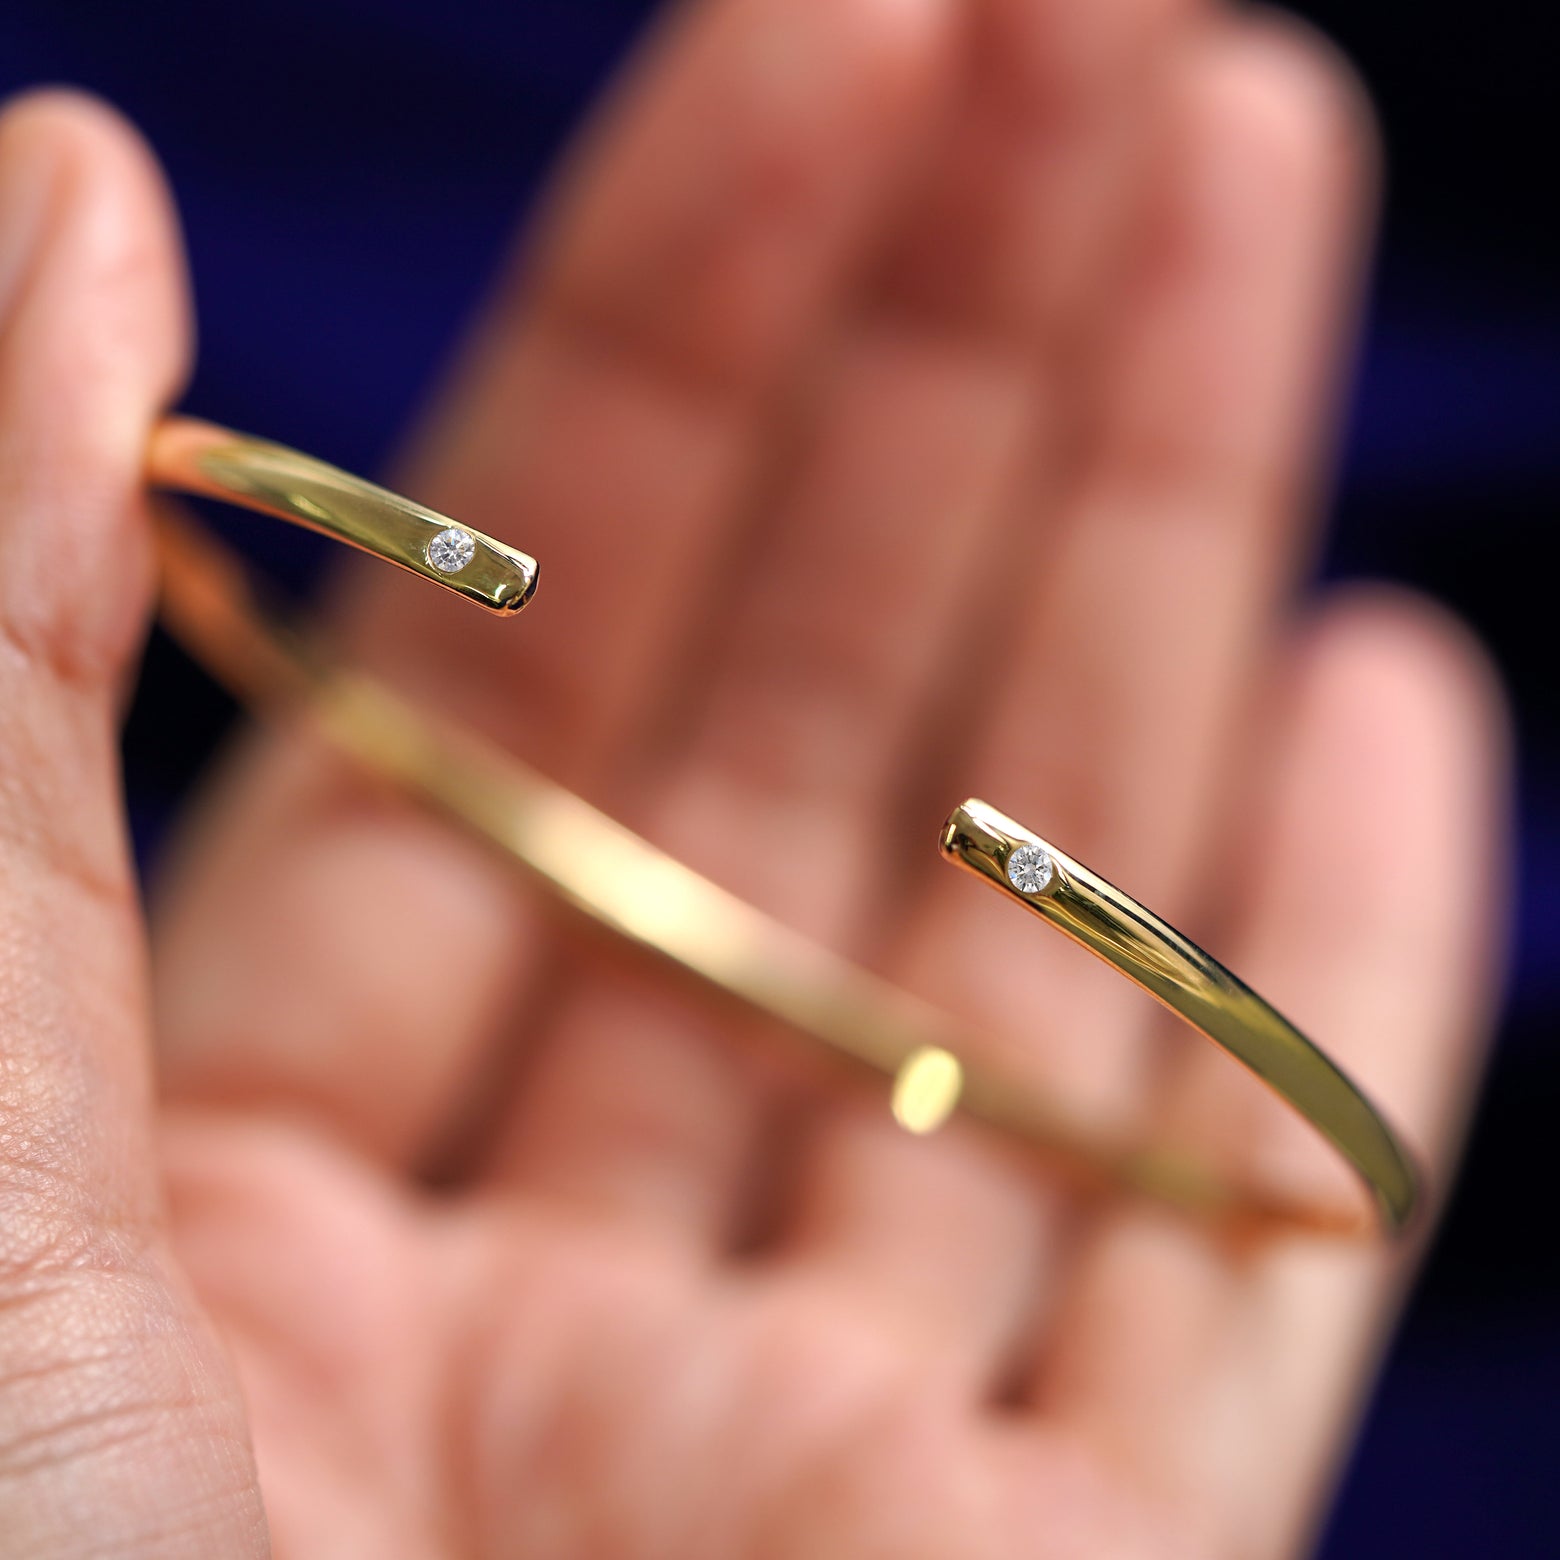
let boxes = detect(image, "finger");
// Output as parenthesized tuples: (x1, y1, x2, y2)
(488, 325, 1031, 1238)
(151, 0, 959, 1161)
(785, 16, 1375, 1372)
(0, 92, 264, 1553)
(772, 0, 1209, 1365)
(492, 0, 1201, 1252)
(1036, 594, 1510, 1559)
(358, 0, 960, 766)
(881, 0, 1192, 347)
(920, 19, 1378, 1120)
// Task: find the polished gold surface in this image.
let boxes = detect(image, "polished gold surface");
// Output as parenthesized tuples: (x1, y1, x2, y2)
(148, 417, 537, 613)
(148, 417, 1422, 1240)
(941, 801, 1421, 1234)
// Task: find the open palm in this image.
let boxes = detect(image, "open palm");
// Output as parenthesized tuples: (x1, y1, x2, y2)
(0, 1, 1506, 1556)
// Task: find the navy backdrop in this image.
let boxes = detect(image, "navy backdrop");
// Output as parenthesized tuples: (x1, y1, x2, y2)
(2, 3, 1554, 1553)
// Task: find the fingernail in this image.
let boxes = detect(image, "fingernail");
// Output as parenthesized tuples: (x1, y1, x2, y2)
(0, 100, 66, 329)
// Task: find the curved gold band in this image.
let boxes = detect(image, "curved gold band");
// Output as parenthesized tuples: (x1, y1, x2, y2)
(146, 417, 1422, 1240)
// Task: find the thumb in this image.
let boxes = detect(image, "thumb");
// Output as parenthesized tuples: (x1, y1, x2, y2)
(0, 93, 265, 1554)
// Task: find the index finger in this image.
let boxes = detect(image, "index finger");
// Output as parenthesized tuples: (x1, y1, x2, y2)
(151, 0, 959, 1161)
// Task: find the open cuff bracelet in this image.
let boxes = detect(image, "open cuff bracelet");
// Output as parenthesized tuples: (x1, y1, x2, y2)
(147, 417, 1422, 1240)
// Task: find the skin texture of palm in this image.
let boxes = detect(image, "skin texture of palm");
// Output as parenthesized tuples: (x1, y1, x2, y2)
(163, 1110, 1182, 1558)
(0, 0, 1507, 1555)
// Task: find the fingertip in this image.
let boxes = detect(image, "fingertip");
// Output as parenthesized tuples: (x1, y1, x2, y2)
(1148, 14, 1379, 284)
(1299, 584, 1512, 815)
(0, 87, 192, 687)
(0, 85, 194, 401)
(533, 0, 958, 397)
(1098, 13, 1380, 497)
(1184, 15, 1378, 195)
(1282, 585, 1512, 903)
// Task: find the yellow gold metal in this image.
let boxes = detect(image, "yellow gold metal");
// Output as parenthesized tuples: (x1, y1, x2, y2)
(147, 418, 1422, 1241)
(891, 1048, 964, 1136)
(940, 800, 1421, 1235)
(148, 417, 537, 613)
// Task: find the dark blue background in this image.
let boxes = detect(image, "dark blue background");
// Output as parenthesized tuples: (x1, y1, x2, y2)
(4, 3, 1555, 1553)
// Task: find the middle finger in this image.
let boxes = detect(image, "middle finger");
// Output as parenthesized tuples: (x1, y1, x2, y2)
(781, 16, 1378, 1381)
(488, 0, 1205, 1268)
(151, 0, 956, 1161)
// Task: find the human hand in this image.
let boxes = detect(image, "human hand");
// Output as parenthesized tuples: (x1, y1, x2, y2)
(0, 0, 1508, 1555)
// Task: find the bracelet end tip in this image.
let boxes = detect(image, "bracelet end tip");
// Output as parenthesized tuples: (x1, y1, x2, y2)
(492, 561, 540, 614)
(940, 798, 1019, 870)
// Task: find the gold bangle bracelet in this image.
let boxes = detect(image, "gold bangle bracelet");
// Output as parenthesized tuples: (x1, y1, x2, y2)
(146, 417, 1423, 1241)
